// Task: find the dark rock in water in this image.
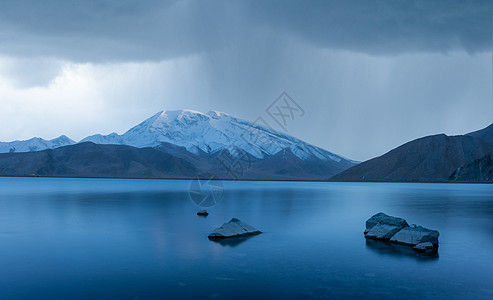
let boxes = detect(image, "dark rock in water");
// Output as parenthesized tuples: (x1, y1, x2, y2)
(390, 226, 439, 247)
(197, 210, 208, 216)
(364, 213, 439, 253)
(364, 212, 409, 240)
(365, 224, 405, 240)
(208, 218, 261, 240)
(413, 242, 435, 253)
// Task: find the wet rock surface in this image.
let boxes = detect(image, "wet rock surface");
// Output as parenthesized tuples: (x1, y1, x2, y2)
(364, 212, 439, 253)
(208, 218, 261, 240)
(390, 226, 439, 247)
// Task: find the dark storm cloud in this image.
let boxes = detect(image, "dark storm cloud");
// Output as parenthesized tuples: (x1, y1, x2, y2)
(0, 0, 490, 62)
(0, 0, 490, 161)
(0, 0, 245, 61)
(247, 0, 492, 54)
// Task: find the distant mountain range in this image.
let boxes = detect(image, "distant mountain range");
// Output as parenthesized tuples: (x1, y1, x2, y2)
(0, 110, 356, 180)
(332, 124, 493, 182)
(0, 135, 75, 153)
(2, 109, 492, 182)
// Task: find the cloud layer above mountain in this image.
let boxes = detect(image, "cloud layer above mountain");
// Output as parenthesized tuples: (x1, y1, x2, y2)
(0, 0, 491, 160)
(0, 0, 490, 61)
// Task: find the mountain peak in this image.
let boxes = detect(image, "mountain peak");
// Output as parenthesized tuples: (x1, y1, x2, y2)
(150, 109, 211, 128)
(206, 110, 235, 119)
(155, 109, 235, 122)
(80, 109, 352, 164)
(0, 108, 357, 177)
(0, 135, 75, 153)
(52, 135, 76, 143)
(159, 109, 207, 118)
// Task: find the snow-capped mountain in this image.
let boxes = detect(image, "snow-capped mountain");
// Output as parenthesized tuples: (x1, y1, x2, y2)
(0, 109, 357, 179)
(81, 109, 352, 163)
(0, 135, 75, 153)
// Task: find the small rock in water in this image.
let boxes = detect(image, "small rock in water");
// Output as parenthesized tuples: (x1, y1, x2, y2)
(364, 212, 440, 253)
(208, 218, 261, 240)
(390, 226, 439, 247)
(197, 210, 209, 216)
(364, 212, 409, 240)
(413, 242, 435, 253)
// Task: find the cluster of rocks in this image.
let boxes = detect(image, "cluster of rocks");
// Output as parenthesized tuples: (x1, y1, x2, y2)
(364, 212, 439, 253)
(202, 212, 438, 249)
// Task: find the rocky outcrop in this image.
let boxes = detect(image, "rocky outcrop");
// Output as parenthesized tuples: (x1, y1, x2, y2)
(449, 154, 493, 182)
(466, 123, 493, 144)
(208, 218, 261, 240)
(332, 134, 492, 182)
(364, 213, 439, 253)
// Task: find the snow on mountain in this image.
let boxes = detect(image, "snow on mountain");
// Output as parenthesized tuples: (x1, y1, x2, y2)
(81, 109, 352, 163)
(79, 132, 123, 145)
(0, 135, 76, 153)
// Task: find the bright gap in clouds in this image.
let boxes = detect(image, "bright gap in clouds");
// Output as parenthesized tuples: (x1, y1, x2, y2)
(0, 54, 212, 142)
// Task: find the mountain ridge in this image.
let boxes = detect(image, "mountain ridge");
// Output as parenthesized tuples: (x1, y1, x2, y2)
(0, 109, 352, 163)
(331, 125, 493, 182)
(0, 142, 351, 180)
(80, 109, 351, 163)
(0, 109, 356, 180)
(0, 135, 76, 154)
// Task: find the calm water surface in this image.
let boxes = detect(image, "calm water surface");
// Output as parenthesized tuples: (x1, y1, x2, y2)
(0, 178, 492, 299)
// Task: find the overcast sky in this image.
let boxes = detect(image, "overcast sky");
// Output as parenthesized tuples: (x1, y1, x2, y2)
(0, 0, 491, 161)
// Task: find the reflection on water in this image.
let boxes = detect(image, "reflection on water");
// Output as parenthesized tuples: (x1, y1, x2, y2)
(365, 239, 439, 261)
(212, 235, 257, 248)
(0, 178, 492, 299)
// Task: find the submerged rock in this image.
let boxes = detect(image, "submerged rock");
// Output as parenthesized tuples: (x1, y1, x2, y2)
(390, 226, 439, 247)
(366, 239, 439, 259)
(364, 212, 409, 241)
(208, 218, 261, 240)
(413, 242, 435, 253)
(197, 210, 209, 216)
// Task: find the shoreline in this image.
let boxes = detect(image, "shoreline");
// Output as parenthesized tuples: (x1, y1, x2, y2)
(0, 175, 490, 184)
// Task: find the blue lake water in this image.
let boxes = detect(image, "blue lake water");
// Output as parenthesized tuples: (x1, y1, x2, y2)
(0, 177, 492, 299)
